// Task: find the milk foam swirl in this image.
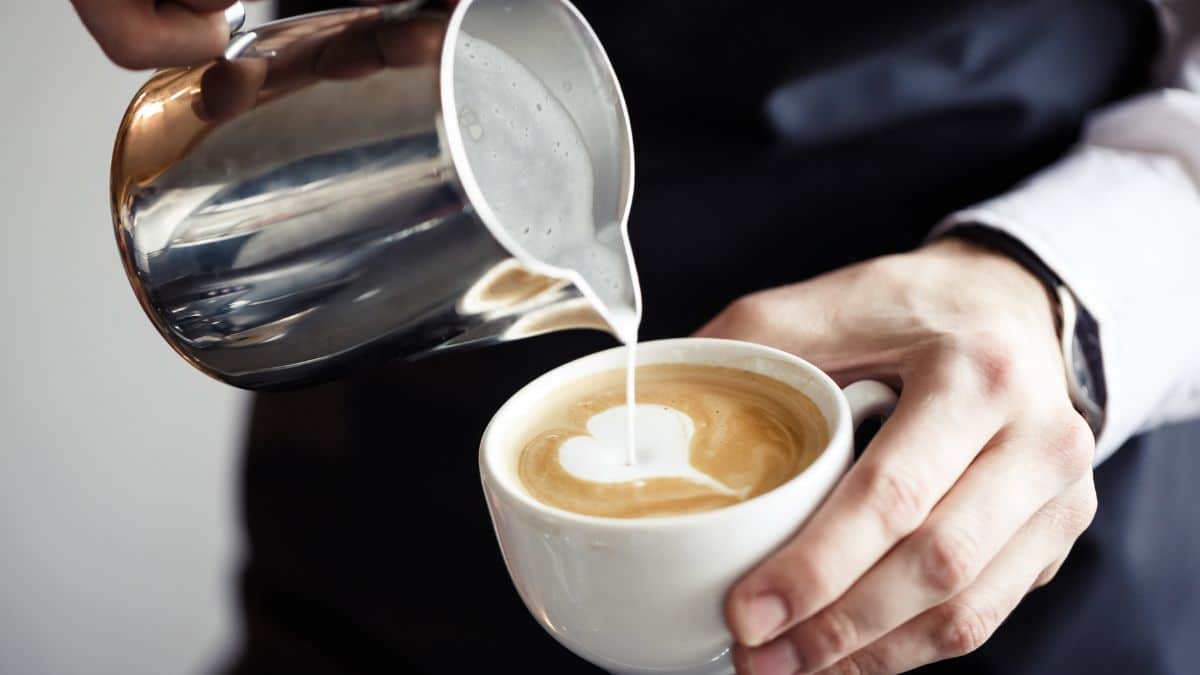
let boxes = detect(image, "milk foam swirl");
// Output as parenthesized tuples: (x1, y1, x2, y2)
(518, 364, 829, 518)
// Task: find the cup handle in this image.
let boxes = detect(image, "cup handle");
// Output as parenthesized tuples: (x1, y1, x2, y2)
(843, 380, 899, 432)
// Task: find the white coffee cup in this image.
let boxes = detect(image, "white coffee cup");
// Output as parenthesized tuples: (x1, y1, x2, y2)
(479, 338, 898, 674)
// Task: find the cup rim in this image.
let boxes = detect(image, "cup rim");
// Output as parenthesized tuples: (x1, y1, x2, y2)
(479, 337, 854, 530)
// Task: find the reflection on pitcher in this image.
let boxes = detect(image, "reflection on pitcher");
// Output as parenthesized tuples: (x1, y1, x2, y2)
(111, 1, 637, 390)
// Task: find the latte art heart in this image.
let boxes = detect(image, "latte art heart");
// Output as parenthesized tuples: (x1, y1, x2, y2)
(518, 364, 828, 518)
(557, 404, 741, 495)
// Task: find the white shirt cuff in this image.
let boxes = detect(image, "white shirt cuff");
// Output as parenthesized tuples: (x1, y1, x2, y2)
(931, 140, 1200, 464)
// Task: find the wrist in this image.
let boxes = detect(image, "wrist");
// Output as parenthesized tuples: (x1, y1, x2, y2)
(918, 234, 1060, 337)
(926, 225, 1107, 439)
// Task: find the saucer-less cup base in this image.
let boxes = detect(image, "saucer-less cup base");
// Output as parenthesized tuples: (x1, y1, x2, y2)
(479, 338, 898, 674)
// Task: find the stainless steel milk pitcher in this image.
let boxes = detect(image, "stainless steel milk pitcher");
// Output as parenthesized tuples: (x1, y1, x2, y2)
(111, 0, 637, 390)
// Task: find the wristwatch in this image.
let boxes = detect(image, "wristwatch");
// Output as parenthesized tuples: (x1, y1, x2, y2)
(948, 225, 1108, 440)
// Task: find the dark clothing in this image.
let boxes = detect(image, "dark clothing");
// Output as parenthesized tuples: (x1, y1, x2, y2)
(229, 1, 1195, 673)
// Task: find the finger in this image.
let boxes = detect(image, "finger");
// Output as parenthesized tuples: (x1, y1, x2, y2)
(148, 3, 235, 66)
(376, 17, 448, 68)
(726, 349, 1007, 648)
(173, 0, 239, 12)
(753, 413, 1093, 672)
(818, 475, 1096, 675)
(1033, 556, 1068, 590)
(74, 0, 231, 70)
(197, 57, 269, 122)
(314, 22, 388, 80)
(356, 0, 460, 5)
(256, 9, 390, 91)
(261, 31, 329, 90)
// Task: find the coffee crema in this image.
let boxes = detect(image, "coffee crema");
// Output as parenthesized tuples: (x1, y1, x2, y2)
(517, 364, 828, 518)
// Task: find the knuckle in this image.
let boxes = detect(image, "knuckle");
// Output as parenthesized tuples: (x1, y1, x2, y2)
(785, 557, 838, 609)
(1040, 489, 1098, 536)
(939, 334, 1018, 400)
(826, 659, 858, 675)
(970, 338, 1018, 397)
(1078, 487, 1100, 527)
(754, 555, 837, 621)
(919, 528, 981, 594)
(722, 294, 770, 331)
(857, 463, 928, 536)
(835, 649, 889, 675)
(828, 657, 865, 675)
(1043, 413, 1097, 476)
(863, 255, 911, 288)
(1034, 562, 1062, 589)
(934, 601, 995, 657)
(810, 606, 861, 657)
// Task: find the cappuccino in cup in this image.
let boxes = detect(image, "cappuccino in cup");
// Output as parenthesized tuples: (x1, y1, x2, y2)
(517, 364, 829, 518)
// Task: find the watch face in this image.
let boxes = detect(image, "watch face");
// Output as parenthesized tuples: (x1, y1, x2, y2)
(1063, 292, 1106, 438)
(1072, 341, 1094, 399)
(1074, 306, 1107, 410)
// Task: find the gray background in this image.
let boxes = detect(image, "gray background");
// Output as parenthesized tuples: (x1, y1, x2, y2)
(0, 2, 276, 673)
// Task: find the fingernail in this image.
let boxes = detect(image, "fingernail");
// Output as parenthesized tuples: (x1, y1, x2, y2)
(741, 593, 790, 647)
(748, 636, 804, 675)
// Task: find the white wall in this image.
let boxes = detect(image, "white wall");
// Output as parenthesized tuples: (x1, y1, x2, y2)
(0, 3, 275, 674)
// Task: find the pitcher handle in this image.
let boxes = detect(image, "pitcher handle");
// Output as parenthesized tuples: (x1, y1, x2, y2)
(225, 2, 247, 34)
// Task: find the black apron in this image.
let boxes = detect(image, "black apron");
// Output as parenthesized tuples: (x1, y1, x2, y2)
(230, 2, 1191, 673)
